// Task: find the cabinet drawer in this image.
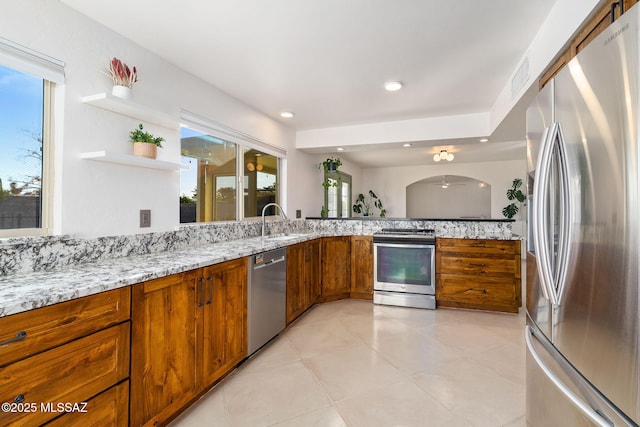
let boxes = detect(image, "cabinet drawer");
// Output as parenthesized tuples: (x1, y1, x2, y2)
(44, 380, 129, 427)
(436, 238, 518, 256)
(0, 287, 130, 367)
(438, 255, 517, 276)
(0, 322, 130, 426)
(437, 274, 518, 306)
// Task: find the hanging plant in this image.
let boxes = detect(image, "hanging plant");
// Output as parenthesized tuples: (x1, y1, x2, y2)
(318, 156, 343, 188)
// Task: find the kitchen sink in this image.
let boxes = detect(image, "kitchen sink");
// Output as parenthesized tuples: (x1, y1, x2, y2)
(265, 233, 308, 241)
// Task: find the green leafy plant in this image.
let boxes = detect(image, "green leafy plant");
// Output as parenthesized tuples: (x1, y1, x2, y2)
(320, 205, 328, 217)
(318, 156, 342, 188)
(502, 178, 526, 218)
(353, 190, 386, 217)
(129, 123, 164, 147)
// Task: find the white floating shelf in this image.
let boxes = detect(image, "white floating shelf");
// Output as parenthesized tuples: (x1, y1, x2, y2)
(81, 92, 178, 129)
(81, 151, 189, 171)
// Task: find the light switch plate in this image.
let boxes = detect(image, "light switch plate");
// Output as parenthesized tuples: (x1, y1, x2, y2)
(140, 209, 151, 228)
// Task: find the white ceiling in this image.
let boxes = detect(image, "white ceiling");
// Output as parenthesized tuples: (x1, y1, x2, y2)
(61, 0, 557, 165)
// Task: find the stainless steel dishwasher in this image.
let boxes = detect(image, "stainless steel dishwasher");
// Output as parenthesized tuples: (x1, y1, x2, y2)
(248, 247, 286, 355)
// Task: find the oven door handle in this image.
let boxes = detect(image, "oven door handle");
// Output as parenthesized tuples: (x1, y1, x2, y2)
(374, 242, 435, 249)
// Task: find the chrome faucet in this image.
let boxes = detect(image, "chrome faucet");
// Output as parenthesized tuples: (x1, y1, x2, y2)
(261, 202, 288, 238)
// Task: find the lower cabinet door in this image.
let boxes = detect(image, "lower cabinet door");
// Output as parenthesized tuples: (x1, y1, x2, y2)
(0, 323, 129, 426)
(44, 381, 129, 427)
(130, 274, 198, 427)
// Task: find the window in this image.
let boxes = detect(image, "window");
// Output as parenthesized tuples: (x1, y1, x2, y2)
(179, 112, 284, 223)
(324, 171, 351, 218)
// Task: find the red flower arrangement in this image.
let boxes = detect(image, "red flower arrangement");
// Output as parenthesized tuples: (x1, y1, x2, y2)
(107, 57, 137, 89)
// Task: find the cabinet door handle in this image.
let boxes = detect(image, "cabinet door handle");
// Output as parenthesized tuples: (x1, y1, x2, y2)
(206, 276, 213, 305)
(468, 263, 487, 267)
(0, 331, 27, 346)
(467, 288, 487, 295)
(197, 278, 205, 307)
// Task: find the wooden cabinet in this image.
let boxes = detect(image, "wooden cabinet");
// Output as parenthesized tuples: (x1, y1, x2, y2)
(320, 236, 351, 301)
(130, 272, 198, 426)
(199, 258, 247, 387)
(540, 0, 638, 88)
(350, 236, 373, 299)
(436, 238, 521, 313)
(131, 258, 247, 426)
(0, 288, 130, 427)
(286, 239, 321, 324)
(45, 381, 129, 427)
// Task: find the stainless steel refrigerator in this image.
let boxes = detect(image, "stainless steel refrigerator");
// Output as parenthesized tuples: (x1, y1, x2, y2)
(526, 6, 640, 426)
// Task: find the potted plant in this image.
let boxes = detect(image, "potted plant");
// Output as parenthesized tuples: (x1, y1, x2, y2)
(502, 178, 526, 218)
(129, 123, 164, 159)
(318, 156, 342, 188)
(353, 190, 387, 217)
(107, 57, 137, 99)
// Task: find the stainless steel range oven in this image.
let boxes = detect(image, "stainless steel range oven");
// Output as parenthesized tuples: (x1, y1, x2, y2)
(373, 228, 436, 309)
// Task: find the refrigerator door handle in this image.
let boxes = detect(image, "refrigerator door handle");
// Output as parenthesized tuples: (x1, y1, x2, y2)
(554, 123, 572, 305)
(532, 124, 555, 303)
(525, 326, 614, 427)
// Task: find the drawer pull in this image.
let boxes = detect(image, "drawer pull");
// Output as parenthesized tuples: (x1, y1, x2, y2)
(468, 263, 487, 267)
(206, 276, 213, 305)
(466, 288, 487, 295)
(14, 394, 25, 403)
(0, 331, 27, 346)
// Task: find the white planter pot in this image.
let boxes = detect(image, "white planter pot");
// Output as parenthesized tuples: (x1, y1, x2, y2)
(112, 85, 132, 99)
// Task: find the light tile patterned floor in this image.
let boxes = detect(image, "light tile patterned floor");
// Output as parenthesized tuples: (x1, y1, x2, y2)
(170, 300, 526, 427)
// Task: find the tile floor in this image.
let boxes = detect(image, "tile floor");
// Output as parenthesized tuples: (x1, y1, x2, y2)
(170, 300, 526, 427)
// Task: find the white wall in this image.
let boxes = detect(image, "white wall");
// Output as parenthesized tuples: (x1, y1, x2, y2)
(407, 181, 491, 219)
(362, 159, 527, 220)
(2, 0, 318, 237)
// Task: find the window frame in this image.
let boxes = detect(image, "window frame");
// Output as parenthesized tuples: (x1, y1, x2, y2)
(0, 75, 55, 238)
(179, 111, 286, 223)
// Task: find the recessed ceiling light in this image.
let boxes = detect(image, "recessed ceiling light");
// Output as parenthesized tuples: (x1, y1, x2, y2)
(479, 138, 489, 142)
(403, 143, 412, 147)
(337, 147, 344, 151)
(384, 81, 403, 91)
(280, 111, 294, 118)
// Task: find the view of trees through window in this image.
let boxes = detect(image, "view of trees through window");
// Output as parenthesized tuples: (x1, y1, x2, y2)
(180, 126, 279, 223)
(0, 64, 45, 230)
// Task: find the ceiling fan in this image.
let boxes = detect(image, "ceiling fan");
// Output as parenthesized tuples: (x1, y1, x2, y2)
(431, 175, 465, 189)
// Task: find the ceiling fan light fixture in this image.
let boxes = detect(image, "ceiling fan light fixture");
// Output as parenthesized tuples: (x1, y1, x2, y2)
(434, 149, 454, 162)
(384, 81, 403, 91)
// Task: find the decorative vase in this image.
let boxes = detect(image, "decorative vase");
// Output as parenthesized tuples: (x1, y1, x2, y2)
(133, 142, 157, 159)
(112, 85, 132, 100)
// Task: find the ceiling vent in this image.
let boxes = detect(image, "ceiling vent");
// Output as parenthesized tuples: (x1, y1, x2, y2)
(511, 57, 530, 100)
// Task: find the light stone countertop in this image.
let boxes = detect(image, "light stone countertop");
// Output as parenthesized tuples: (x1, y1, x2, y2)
(0, 224, 521, 318)
(0, 233, 322, 318)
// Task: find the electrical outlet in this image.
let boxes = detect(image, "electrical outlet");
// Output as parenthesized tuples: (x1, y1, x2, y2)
(296, 209, 302, 218)
(140, 209, 151, 228)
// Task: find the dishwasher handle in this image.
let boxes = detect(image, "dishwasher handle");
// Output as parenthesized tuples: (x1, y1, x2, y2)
(254, 255, 286, 270)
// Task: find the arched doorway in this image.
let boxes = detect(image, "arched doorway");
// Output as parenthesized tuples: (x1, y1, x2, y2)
(406, 175, 491, 218)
